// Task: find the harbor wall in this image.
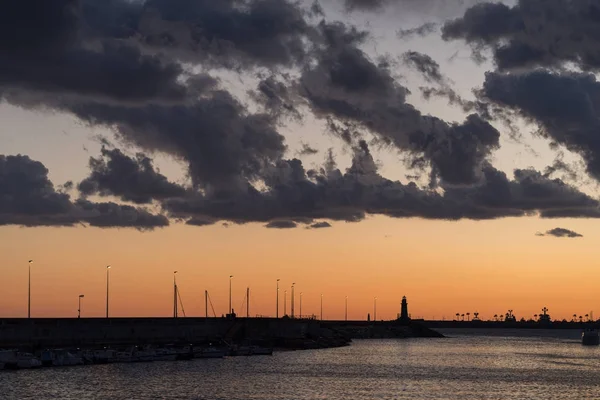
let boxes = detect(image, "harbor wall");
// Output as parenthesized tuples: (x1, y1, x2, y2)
(0, 317, 320, 349)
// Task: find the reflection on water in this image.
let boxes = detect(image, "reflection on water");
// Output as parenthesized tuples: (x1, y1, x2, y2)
(3, 335, 600, 399)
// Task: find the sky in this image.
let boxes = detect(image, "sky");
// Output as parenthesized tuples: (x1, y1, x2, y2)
(2, 0, 600, 322)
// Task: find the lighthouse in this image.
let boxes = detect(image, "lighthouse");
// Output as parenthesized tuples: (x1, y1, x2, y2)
(400, 296, 410, 322)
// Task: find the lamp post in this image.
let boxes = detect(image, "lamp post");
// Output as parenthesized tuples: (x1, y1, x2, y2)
(276, 279, 280, 318)
(284, 290, 287, 316)
(105, 265, 111, 318)
(374, 297, 377, 322)
(320, 293, 323, 320)
(291, 283, 295, 318)
(27, 260, 33, 318)
(300, 292, 303, 318)
(78, 295, 84, 318)
(229, 275, 233, 315)
(345, 296, 348, 321)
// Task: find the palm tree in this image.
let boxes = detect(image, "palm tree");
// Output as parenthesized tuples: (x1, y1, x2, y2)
(500, 315, 504, 321)
(534, 314, 538, 321)
(461, 313, 465, 321)
(474, 312, 479, 321)
(466, 312, 470, 321)
(455, 313, 459, 321)
(579, 315, 583, 323)
(573, 314, 577, 322)
(494, 314, 498, 321)
(585, 314, 589, 322)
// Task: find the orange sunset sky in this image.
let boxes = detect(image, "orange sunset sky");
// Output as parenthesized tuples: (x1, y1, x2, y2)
(2, 0, 600, 323)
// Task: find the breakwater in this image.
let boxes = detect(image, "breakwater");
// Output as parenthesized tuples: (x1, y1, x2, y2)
(0, 317, 350, 351)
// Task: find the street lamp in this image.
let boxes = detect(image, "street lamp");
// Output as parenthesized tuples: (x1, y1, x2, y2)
(27, 260, 33, 318)
(374, 297, 377, 322)
(320, 293, 323, 320)
(105, 265, 111, 318)
(345, 296, 348, 321)
(284, 290, 287, 316)
(229, 275, 233, 315)
(291, 283, 295, 318)
(300, 292, 303, 318)
(276, 279, 280, 318)
(78, 295, 84, 318)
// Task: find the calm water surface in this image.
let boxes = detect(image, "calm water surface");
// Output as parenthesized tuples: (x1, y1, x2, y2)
(3, 334, 600, 399)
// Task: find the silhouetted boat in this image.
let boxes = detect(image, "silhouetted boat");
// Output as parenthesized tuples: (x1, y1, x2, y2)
(582, 329, 599, 346)
(16, 353, 42, 369)
(0, 350, 18, 370)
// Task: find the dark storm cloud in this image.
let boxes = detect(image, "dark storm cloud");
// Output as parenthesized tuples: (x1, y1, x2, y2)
(344, 0, 388, 11)
(0, 154, 168, 229)
(300, 22, 500, 185)
(265, 220, 298, 229)
(442, 0, 600, 71)
(83, 0, 313, 70)
(0, 154, 75, 227)
(480, 70, 600, 182)
(70, 90, 287, 190)
(79, 147, 187, 204)
(402, 51, 444, 84)
(162, 140, 600, 226)
(0, 1, 194, 106)
(537, 228, 583, 238)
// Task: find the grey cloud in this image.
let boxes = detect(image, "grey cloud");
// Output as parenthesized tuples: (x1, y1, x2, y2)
(79, 147, 187, 204)
(75, 199, 169, 230)
(481, 70, 600, 182)
(309, 221, 332, 228)
(249, 75, 302, 121)
(300, 22, 499, 185)
(344, 0, 388, 11)
(443, 0, 600, 71)
(84, 0, 313, 70)
(537, 227, 583, 238)
(266, 220, 298, 229)
(70, 90, 287, 191)
(298, 143, 320, 156)
(0, 1, 193, 106)
(0, 154, 168, 230)
(402, 51, 444, 84)
(397, 23, 438, 40)
(162, 141, 600, 225)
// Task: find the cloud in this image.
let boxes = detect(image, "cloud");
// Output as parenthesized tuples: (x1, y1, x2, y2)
(75, 199, 169, 230)
(299, 22, 500, 186)
(480, 70, 600, 182)
(397, 23, 438, 40)
(0, 154, 168, 230)
(79, 147, 187, 204)
(308, 221, 332, 229)
(265, 220, 298, 229)
(161, 140, 600, 225)
(537, 228, 583, 238)
(83, 0, 313, 70)
(69, 89, 287, 191)
(402, 51, 444, 84)
(442, 0, 600, 71)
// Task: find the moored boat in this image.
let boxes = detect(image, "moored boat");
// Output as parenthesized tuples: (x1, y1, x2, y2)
(582, 329, 600, 346)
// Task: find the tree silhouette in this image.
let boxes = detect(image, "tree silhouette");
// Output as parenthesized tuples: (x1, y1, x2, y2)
(493, 314, 498, 321)
(585, 314, 589, 322)
(579, 315, 583, 323)
(455, 313, 459, 321)
(466, 312, 470, 321)
(573, 314, 577, 322)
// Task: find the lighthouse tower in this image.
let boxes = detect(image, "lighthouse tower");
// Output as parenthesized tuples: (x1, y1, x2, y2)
(400, 296, 410, 322)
